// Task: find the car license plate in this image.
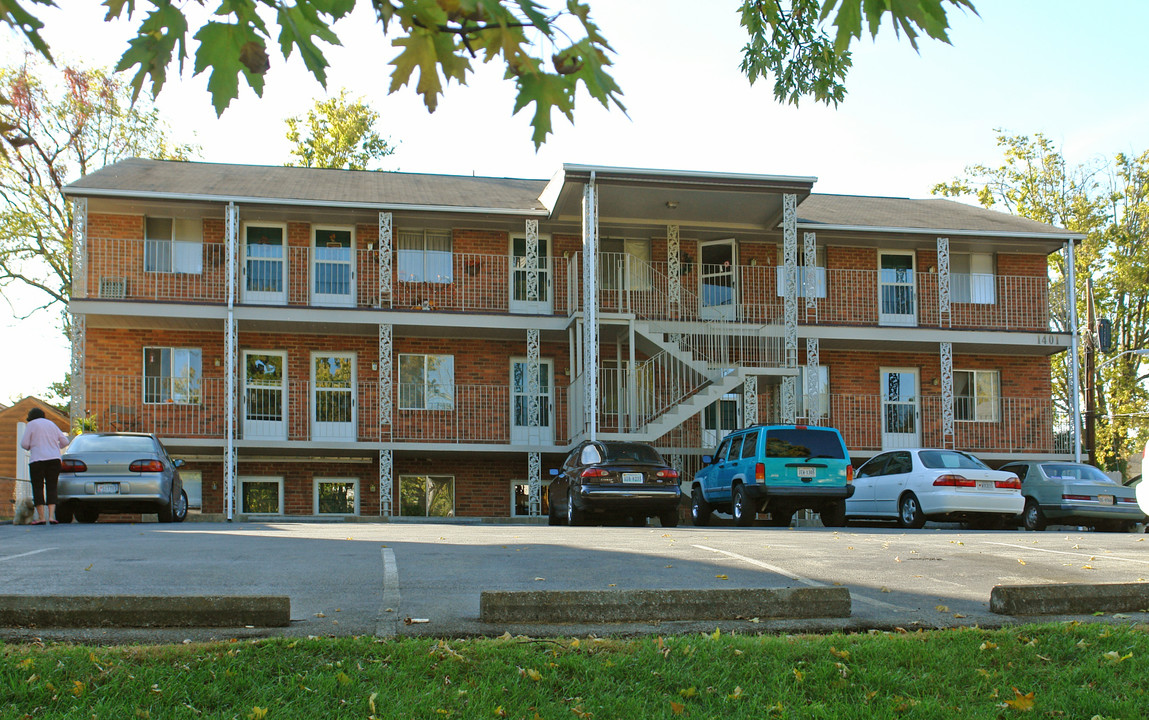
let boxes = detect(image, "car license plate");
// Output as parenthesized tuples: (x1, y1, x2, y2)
(622, 472, 643, 484)
(1098, 495, 1114, 506)
(96, 483, 120, 495)
(977, 481, 994, 491)
(796, 466, 816, 479)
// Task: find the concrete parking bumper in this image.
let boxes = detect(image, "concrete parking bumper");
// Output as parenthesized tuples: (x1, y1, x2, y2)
(479, 587, 851, 624)
(0, 595, 291, 628)
(990, 583, 1149, 616)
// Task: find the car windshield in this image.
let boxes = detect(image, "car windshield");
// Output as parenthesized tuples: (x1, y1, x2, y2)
(601, 443, 663, 464)
(764, 429, 845, 459)
(919, 450, 989, 470)
(1041, 463, 1115, 484)
(67, 435, 157, 453)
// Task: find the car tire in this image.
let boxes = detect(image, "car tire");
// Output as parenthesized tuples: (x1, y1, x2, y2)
(1022, 499, 1046, 531)
(691, 486, 712, 527)
(172, 490, 188, 523)
(820, 501, 847, 528)
(75, 508, 98, 523)
(732, 484, 756, 527)
(659, 509, 679, 528)
(55, 506, 74, 524)
(897, 493, 926, 529)
(566, 490, 585, 527)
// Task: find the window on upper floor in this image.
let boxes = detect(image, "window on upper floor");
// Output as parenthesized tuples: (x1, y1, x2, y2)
(601, 238, 652, 290)
(145, 217, 203, 274)
(951, 252, 995, 304)
(775, 245, 827, 298)
(954, 369, 1000, 422)
(398, 354, 455, 410)
(144, 347, 202, 404)
(397, 229, 453, 283)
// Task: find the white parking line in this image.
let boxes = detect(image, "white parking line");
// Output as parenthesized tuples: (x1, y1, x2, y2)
(984, 542, 1149, 565)
(691, 544, 908, 611)
(0, 548, 56, 563)
(376, 547, 400, 637)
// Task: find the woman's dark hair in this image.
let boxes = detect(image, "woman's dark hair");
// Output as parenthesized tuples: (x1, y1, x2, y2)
(26, 407, 46, 422)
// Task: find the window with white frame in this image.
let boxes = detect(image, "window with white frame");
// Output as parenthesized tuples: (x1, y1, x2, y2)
(397, 229, 453, 283)
(181, 470, 203, 509)
(601, 238, 652, 290)
(315, 477, 358, 515)
(144, 347, 202, 404)
(240, 476, 284, 515)
(951, 252, 995, 304)
(511, 479, 550, 517)
(145, 217, 203, 274)
(399, 475, 454, 517)
(954, 369, 1000, 422)
(796, 365, 830, 419)
(398, 354, 454, 410)
(775, 245, 827, 297)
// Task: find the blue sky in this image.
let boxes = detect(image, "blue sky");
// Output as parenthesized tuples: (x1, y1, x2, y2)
(2, 0, 1148, 403)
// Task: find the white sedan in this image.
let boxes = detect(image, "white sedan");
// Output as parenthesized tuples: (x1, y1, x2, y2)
(846, 448, 1023, 529)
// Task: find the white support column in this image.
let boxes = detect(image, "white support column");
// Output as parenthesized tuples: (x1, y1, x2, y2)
(69, 198, 88, 427)
(782, 194, 798, 424)
(940, 341, 954, 449)
(378, 212, 392, 308)
(526, 327, 541, 515)
(582, 175, 599, 440)
(667, 224, 681, 307)
(937, 237, 951, 326)
(71, 197, 87, 299)
(69, 315, 85, 428)
(1066, 240, 1082, 462)
(224, 202, 239, 520)
(379, 322, 393, 516)
(526, 219, 539, 303)
(805, 337, 820, 424)
(803, 231, 817, 311)
(743, 375, 758, 426)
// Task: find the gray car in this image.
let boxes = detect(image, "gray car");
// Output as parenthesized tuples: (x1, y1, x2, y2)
(999, 460, 1146, 532)
(57, 432, 188, 523)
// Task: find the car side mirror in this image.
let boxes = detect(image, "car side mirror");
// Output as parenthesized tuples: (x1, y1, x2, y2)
(548, 468, 560, 476)
(702, 455, 712, 465)
(174, 459, 185, 468)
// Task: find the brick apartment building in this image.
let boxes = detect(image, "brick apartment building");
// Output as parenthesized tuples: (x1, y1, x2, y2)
(63, 160, 1080, 520)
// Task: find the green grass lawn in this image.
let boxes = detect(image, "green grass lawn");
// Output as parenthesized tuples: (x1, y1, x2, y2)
(3, 623, 1146, 719)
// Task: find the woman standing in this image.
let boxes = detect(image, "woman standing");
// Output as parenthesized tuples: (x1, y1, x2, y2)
(19, 407, 71, 525)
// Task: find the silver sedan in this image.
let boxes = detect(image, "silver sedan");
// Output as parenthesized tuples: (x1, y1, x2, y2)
(57, 432, 188, 523)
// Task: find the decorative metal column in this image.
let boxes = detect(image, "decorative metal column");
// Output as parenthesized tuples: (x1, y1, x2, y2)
(224, 202, 239, 520)
(526, 219, 539, 303)
(69, 198, 88, 427)
(940, 341, 954, 449)
(582, 174, 599, 440)
(379, 323, 393, 516)
(803, 231, 817, 311)
(1066, 240, 1082, 462)
(937, 237, 951, 326)
(527, 327, 542, 515)
(805, 337, 821, 424)
(743, 375, 758, 426)
(782, 194, 798, 423)
(667, 224, 681, 307)
(378, 212, 392, 308)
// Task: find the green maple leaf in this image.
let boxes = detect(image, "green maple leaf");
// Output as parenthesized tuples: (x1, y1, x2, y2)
(390, 29, 472, 112)
(513, 72, 574, 148)
(193, 22, 266, 115)
(274, 1, 345, 85)
(114, 2, 189, 101)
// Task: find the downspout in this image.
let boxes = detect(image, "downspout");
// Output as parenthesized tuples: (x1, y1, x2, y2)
(583, 172, 598, 441)
(1066, 239, 1082, 463)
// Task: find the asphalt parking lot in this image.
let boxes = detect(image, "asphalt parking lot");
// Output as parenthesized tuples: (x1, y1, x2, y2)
(2, 519, 1147, 644)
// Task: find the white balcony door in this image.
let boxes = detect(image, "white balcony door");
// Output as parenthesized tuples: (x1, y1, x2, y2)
(242, 224, 287, 305)
(700, 239, 737, 320)
(312, 226, 355, 307)
(880, 368, 920, 449)
(702, 394, 741, 451)
(511, 358, 554, 444)
(509, 234, 552, 314)
(312, 353, 356, 441)
(243, 350, 287, 440)
(878, 251, 916, 326)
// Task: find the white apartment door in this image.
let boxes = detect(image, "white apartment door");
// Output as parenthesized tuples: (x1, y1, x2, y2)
(700, 239, 737, 320)
(878, 251, 916, 326)
(511, 358, 554, 444)
(312, 352, 356, 441)
(243, 350, 287, 440)
(243, 224, 287, 305)
(702, 394, 741, 451)
(880, 368, 920, 449)
(509, 235, 552, 314)
(312, 227, 355, 307)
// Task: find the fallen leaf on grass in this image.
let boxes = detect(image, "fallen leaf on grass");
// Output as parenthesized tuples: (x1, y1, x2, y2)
(1103, 651, 1132, 663)
(678, 687, 697, 699)
(1003, 687, 1035, 711)
(727, 686, 744, 700)
(829, 647, 849, 660)
(669, 701, 685, 715)
(980, 641, 997, 651)
(247, 709, 268, 720)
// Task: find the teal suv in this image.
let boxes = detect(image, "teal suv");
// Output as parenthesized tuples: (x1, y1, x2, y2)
(691, 425, 854, 527)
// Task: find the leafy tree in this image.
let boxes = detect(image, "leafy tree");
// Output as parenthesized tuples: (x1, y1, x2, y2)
(2, 0, 975, 149)
(286, 89, 394, 170)
(933, 132, 1149, 474)
(0, 57, 196, 327)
